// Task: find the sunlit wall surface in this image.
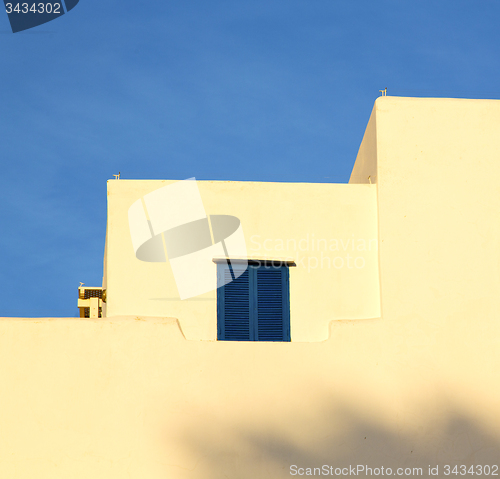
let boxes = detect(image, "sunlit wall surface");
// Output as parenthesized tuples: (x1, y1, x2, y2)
(1, 97, 499, 478)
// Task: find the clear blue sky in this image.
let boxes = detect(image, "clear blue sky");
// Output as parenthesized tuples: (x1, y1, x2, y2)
(1, 0, 500, 317)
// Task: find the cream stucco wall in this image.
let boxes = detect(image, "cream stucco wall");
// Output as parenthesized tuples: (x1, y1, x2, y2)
(349, 102, 377, 184)
(1, 97, 500, 478)
(105, 180, 380, 341)
(1, 313, 499, 479)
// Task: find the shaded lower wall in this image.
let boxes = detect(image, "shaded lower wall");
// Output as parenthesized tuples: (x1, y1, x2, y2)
(0, 316, 499, 479)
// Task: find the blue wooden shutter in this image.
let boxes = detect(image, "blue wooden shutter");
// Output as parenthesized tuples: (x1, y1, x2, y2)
(217, 265, 251, 341)
(217, 262, 290, 342)
(256, 266, 290, 341)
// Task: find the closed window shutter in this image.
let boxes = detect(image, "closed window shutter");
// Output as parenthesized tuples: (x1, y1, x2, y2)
(217, 263, 290, 342)
(218, 266, 251, 340)
(257, 267, 289, 341)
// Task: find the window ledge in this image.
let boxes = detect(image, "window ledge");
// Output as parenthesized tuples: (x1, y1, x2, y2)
(213, 256, 296, 267)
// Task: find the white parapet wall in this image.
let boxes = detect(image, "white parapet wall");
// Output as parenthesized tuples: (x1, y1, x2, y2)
(104, 179, 381, 341)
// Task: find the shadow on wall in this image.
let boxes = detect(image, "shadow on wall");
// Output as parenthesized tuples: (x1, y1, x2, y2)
(170, 396, 500, 479)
